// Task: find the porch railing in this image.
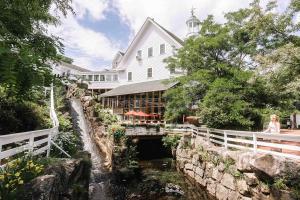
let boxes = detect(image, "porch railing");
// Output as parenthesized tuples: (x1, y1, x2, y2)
(166, 125, 300, 160)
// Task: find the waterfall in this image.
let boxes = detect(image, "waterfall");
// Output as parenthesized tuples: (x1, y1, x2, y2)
(70, 98, 111, 200)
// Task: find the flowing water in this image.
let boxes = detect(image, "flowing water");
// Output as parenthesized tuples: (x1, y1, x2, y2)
(70, 99, 111, 200)
(70, 98, 213, 200)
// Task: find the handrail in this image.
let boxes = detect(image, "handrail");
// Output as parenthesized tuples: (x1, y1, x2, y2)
(165, 124, 300, 160)
(0, 84, 70, 166)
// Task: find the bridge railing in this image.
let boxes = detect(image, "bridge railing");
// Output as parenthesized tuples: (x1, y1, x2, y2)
(165, 124, 300, 160)
(0, 84, 69, 165)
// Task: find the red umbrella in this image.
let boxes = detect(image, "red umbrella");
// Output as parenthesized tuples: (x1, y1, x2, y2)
(135, 111, 151, 117)
(125, 110, 138, 116)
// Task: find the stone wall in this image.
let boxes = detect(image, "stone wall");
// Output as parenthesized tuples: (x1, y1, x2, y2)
(176, 136, 300, 200)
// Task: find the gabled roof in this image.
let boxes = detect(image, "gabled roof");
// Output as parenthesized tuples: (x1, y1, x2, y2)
(117, 17, 183, 68)
(60, 62, 91, 72)
(100, 79, 177, 97)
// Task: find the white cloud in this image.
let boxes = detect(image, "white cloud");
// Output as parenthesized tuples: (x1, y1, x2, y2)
(112, 0, 253, 39)
(72, 0, 108, 20)
(112, 0, 290, 39)
(49, 0, 120, 70)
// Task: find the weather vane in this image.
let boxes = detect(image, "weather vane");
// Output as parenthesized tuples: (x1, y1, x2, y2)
(191, 6, 196, 16)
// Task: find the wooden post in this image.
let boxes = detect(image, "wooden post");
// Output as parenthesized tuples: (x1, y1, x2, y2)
(152, 91, 155, 114)
(206, 128, 210, 142)
(224, 131, 228, 149)
(146, 92, 149, 113)
(253, 133, 257, 153)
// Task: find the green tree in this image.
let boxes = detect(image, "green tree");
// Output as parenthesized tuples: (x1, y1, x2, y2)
(164, 0, 300, 129)
(0, 0, 73, 100)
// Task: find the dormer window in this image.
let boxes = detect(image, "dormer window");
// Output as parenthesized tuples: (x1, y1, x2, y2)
(148, 47, 153, 57)
(160, 44, 165, 55)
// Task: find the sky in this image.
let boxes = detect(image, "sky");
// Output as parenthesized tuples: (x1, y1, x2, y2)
(49, 0, 291, 71)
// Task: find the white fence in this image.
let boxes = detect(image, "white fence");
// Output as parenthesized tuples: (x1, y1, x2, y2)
(166, 125, 300, 160)
(0, 85, 69, 165)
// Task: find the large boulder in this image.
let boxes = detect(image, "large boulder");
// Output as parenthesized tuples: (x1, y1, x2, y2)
(23, 151, 91, 200)
(250, 154, 286, 179)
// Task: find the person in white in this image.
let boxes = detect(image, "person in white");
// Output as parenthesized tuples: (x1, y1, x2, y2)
(264, 114, 280, 133)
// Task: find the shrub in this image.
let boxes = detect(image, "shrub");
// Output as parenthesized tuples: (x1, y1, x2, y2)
(108, 125, 126, 144)
(162, 134, 181, 150)
(0, 156, 44, 199)
(51, 131, 82, 157)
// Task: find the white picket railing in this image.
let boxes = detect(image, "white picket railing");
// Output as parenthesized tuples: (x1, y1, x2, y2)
(0, 84, 69, 165)
(166, 125, 300, 160)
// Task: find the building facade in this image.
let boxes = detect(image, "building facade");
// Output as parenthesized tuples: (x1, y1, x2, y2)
(53, 13, 201, 120)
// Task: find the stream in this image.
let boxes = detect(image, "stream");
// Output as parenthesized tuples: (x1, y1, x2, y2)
(70, 98, 213, 200)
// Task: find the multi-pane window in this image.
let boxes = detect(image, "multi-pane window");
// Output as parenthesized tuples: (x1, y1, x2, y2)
(94, 75, 99, 81)
(147, 68, 152, 78)
(88, 75, 93, 81)
(128, 72, 132, 81)
(106, 75, 112, 81)
(100, 75, 105, 81)
(148, 47, 153, 57)
(160, 44, 165, 54)
(82, 75, 86, 80)
(113, 74, 118, 81)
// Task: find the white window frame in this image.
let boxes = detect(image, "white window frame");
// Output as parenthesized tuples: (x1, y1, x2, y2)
(94, 75, 99, 81)
(148, 47, 153, 57)
(160, 44, 166, 55)
(147, 68, 152, 78)
(100, 75, 105, 81)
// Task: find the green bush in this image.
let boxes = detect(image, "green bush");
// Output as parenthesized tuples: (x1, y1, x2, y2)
(94, 103, 118, 125)
(162, 134, 181, 150)
(108, 125, 126, 144)
(51, 131, 82, 157)
(0, 156, 44, 199)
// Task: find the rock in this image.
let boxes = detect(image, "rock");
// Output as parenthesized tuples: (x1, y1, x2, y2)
(212, 168, 222, 181)
(184, 163, 193, 171)
(195, 174, 207, 187)
(237, 179, 249, 195)
(260, 183, 270, 195)
(237, 152, 256, 172)
(165, 183, 184, 196)
(195, 166, 204, 178)
(228, 191, 239, 200)
(221, 173, 235, 190)
(205, 163, 214, 178)
(206, 179, 217, 196)
(192, 154, 200, 165)
(186, 170, 195, 178)
(23, 152, 91, 200)
(244, 173, 258, 186)
(239, 196, 252, 200)
(250, 154, 285, 179)
(218, 163, 225, 172)
(215, 184, 230, 200)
